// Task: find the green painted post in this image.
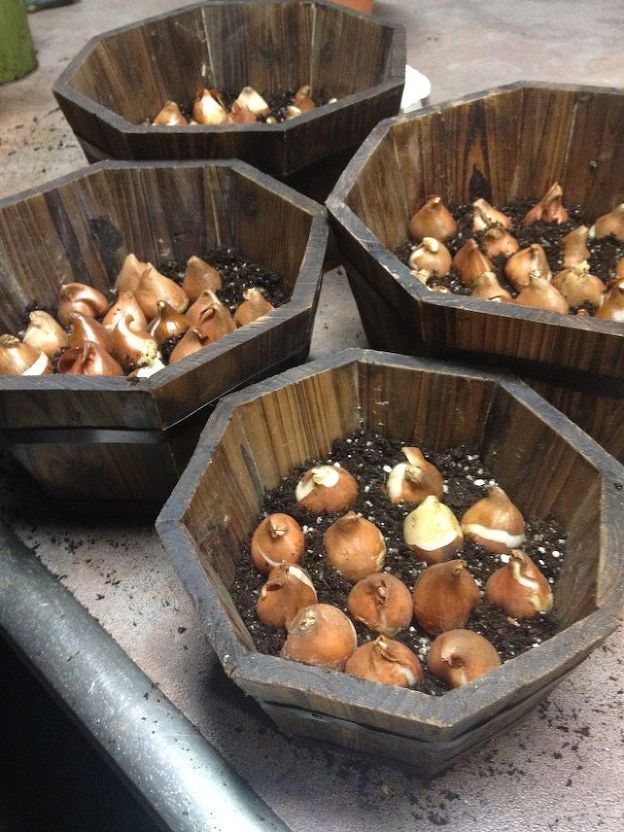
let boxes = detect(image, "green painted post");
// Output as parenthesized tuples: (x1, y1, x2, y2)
(0, 0, 38, 84)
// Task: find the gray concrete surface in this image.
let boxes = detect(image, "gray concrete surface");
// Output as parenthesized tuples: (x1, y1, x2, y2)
(1, 2, 623, 831)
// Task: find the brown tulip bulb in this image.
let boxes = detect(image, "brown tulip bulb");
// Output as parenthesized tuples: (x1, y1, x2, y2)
(562, 225, 590, 267)
(461, 485, 525, 553)
(285, 106, 302, 120)
(234, 288, 274, 327)
(102, 290, 148, 332)
(152, 101, 188, 126)
(68, 312, 112, 352)
(486, 550, 553, 618)
(412, 560, 480, 635)
(472, 199, 512, 231)
(22, 310, 68, 358)
(293, 84, 315, 113)
(428, 629, 501, 688)
(227, 101, 257, 124)
(57, 341, 124, 376)
(295, 465, 358, 514)
(182, 257, 222, 301)
(407, 237, 452, 277)
(347, 573, 412, 635)
(111, 313, 159, 370)
(455, 243, 494, 287)
(453, 238, 478, 273)
(116, 254, 147, 294)
(552, 266, 605, 308)
(410, 268, 432, 286)
(590, 203, 624, 241)
(386, 446, 444, 505)
(193, 87, 228, 125)
(404, 496, 463, 565)
(408, 197, 457, 242)
(197, 303, 236, 342)
(148, 300, 190, 344)
(280, 604, 357, 670)
(616, 259, 624, 281)
(250, 513, 305, 575)
(168, 327, 210, 364)
(58, 283, 109, 327)
(523, 182, 569, 226)
(135, 264, 189, 320)
(595, 285, 624, 322)
(471, 271, 512, 302)
(324, 512, 386, 582)
(482, 227, 519, 259)
(504, 244, 551, 290)
(186, 289, 223, 327)
(256, 564, 317, 628)
(514, 274, 569, 315)
(0, 335, 51, 375)
(345, 637, 423, 688)
(234, 86, 271, 117)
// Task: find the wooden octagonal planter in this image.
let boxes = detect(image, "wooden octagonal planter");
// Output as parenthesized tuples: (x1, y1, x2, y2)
(157, 349, 624, 774)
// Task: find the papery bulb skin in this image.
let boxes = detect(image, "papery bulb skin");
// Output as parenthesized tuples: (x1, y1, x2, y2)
(454, 241, 494, 287)
(182, 257, 222, 301)
(485, 550, 553, 619)
(295, 465, 358, 514)
(285, 106, 302, 120)
(471, 271, 512, 302)
(186, 289, 223, 327)
(347, 573, 413, 636)
(22, 311, 68, 358)
(280, 604, 357, 670)
(0, 335, 51, 375)
(407, 237, 452, 277)
(256, 564, 317, 629)
(523, 182, 569, 226)
(472, 199, 512, 231)
(403, 496, 463, 565)
(152, 101, 188, 126)
(58, 283, 109, 327)
(412, 560, 480, 635)
(562, 225, 590, 267)
(128, 357, 166, 379)
(57, 341, 124, 377)
(168, 327, 211, 364)
(590, 204, 624, 242)
(482, 227, 519, 259)
(116, 254, 147, 294)
(148, 301, 190, 344)
(197, 303, 236, 342)
(250, 513, 305, 575)
(111, 313, 160, 370)
(234, 86, 271, 117)
(595, 285, 624, 322)
(102, 290, 148, 332)
(293, 85, 315, 113)
(514, 275, 569, 315)
(234, 288, 274, 327)
(135, 264, 189, 320)
(193, 88, 228, 125)
(461, 485, 525, 553)
(324, 512, 386, 582)
(68, 312, 112, 352)
(386, 447, 444, 505)
(227, 102, 258, 124)
(504, 244, 551, 290)
(552, 266, 605, 308)
(345, 637, 423, 688)
(408, 197, 457, 242)
(428, 629, 501, 688)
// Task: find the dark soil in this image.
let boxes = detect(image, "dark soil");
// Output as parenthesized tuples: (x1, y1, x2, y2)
(230, 431, 566, 696)
(397, 200, 624, 313)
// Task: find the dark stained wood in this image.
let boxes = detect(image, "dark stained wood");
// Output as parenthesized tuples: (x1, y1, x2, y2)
(0, 159, 327, 507)
(156, 349, 624, 771)
(52, 0, 405, 179)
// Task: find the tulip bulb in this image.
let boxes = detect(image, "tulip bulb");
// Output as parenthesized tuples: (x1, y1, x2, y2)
(135, 264, 189, 320)
(186, 289, 222, 327)
(256, 564, 317, 629)
(22, 310, 68, 358)
(386, 446, 444, 505)
(116, 254, 147, 294)
(403, 495, 463, 565)
(552, 265, 605, 308)
(57, 341, 124, 376)
(412, 560, 480, 635)
(590, 203, 624, 241)
(58, 283, 109, 327)
(197, 303, 236, 342)
(407, 237, 452, 277)
(471, 271, 512, 302)
(293, 85, 315, 113)
(285, 106, 302, 120)
(461, 485, 525, 553)
(408, 197, 457, 242)
(152, 101, 188, 126)
(234, 288, 274, 327)
(454, 240, 494, 287)
(234, 86, 270, 117)
(280, 603, 357, 670)
(227, 101, 257, 124)
(0, 335, 51, 375)
(428, 629, 500, 688)
(472, 198, 512, 231)
(193, 87, 228, 125)
(182, 257, 222, 301)
(616, 259, 624, 281)
(250, 513, 305, 575)
(102, 290, 148, 332)
(504, 244, 551, 290)
(522, 182, 569, 226)
(148, 301, 190, 344)
(486, 550, 553, 618)
(562, 225, 590, 267)
(324, 512, 386, 582)
(68, 312, 112, 352)
(295, 465, 358, 514)
(514, 274, 569, 315)
(347, 573, 412, 636)
(345, 637, 423, 688)
(168, 327, 210, 364)
(595, 285, 624, 322)
(111, 313, 159, 370)
(482, 227, 519, 259)
(128, 357, 166, 378)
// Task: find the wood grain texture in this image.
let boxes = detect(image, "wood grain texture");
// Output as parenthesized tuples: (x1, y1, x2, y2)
(156, 348, 624, 768)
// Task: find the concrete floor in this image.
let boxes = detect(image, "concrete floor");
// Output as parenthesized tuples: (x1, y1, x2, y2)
(1, 1, 624, 831)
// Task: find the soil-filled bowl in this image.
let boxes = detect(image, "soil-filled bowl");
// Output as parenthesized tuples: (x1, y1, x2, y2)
(52, 0, 405, 201)
(0, 160, 327, 512)
(157, 348, 624, 774)
(327, 82, 624, 463)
